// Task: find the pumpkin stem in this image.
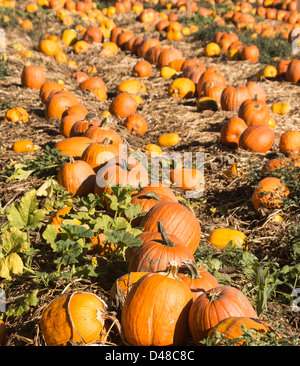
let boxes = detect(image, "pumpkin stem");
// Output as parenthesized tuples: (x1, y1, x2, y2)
(143, 191, 160, 200)
(157, 221, 174, 247)
(69, 155, 75, 164)
(182, 259, 201, 279)
(84, 112, 97, 122)
(207, 290, 222, 302)
(163, 261, 181, 280)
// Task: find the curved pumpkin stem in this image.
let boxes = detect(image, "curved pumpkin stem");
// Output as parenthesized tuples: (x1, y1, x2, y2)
(68, 155, 75, 164)
(157, 221, 174, 247)
(182, 259, 201, 280)
(162, 261, 181, 280)
(84, 112, 97, 122)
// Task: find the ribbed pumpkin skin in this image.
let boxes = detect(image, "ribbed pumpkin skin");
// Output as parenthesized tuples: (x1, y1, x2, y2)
(239, 125, 275, 153)
(94, 157, 149, 197)
(45, 93, 79, 120)
(54, 136, 93, 159)
(220, 117, 247, 149)
(58, 159, 96, 197)
(39, 292, 108, 346)
(21, 65, 46, 90)
(238, 98, 270, 126)
(188, 285, 258, 344)
(221, 85, 252, 112)
(109, 92, 137, 119)
(207, 316, 279, 345)
(83, 126, 123, 149)
(139, 201, 201, 255)
(128, 233, 195, 272)
(81, 142, 119, 173)
(121, 267, 193, 346)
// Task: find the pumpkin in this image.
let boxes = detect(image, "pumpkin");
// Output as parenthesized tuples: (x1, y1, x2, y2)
(59, 114, 84, 137)
(220, 117, 247, 149)
(4, 107, 29, 123)
(132, 60, 152, 78)
(198, 81, 224, 105)
(208, 228, 248, 250)
(169, 78, 196, 99)
(161, 66, 177, 79)
(170, 168, 205, 191)
(240, 45, 260, 63)
(117, 79, 147, 95)
(62, 104, 89, 119)
(137, 38, 161, 58)
(83, 125, 123, 150)
(69, 120, 100, 137)
(286, 59, 300, 83)
(94, 156, 149, 198)
(21, 65, 46, 90)
(238, 96, 270, 126)
(157, 48, 183, 68)
(123, 114, 147, 136)
(196, 67, 226, 96)
(12, 139, 34, 153)
(276, 59, 291, 77)
(279, 130, 300, 155)
(188, 285, 258, 343)
(79, 77, 107, 93)
(110, 271, 149, 311)
(54, 136, 93, 159)
(204, 42, 221, 57)
(221, 84, 252, 112)
(251, 177, 290, 211)
(157, 133, 180, 147)
(83, 26, 104, 43)
(272, 102, 291, 115)
(38, 39, 59, 56)
(207, 316, 280, 345)
(178, 259, 219, 301)
(246, 81, 267, 103)
(81, 141, 119, 173)
(39, 292, 110, 346)
(121, 261, 193, 346)
(239, 125, 275, 153)
(109, 92, 138, 119)
(39, 81, 66, 101)
(133, 183, 178, 203)
(131, 187, 177, 218)
(128, 221, 195, 273)
(58, 157, 96, 197)
(139, 201, 201, 254)
(72, 71, 89, 84)
(45, 91, 79, 120)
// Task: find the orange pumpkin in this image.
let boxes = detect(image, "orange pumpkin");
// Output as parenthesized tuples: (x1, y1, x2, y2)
(220, 117, 247, 149)
(39, 292, 110, 346)
(252, 177, 290, 211)
(21, 65, 46, 90)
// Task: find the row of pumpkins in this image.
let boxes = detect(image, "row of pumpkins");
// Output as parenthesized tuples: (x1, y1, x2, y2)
(3, 0, 299, 347)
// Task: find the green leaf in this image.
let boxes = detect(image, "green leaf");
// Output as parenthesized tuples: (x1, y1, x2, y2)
(5, 189, 46, 230)
(104, 230, 143, 248)
(42, 224, 58, 249)
(1, 226, 29, 256)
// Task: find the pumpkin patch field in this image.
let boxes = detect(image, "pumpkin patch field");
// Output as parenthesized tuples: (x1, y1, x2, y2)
(0, 0, 299, 348)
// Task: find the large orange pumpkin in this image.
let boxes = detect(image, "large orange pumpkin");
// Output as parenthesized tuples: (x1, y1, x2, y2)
(21, 65, 46, 90)
(128, 221, 195, 273)
(39, 292, 110, 346)
(58, 158, 96, 197)
(188, 285, 258, 343)
(121, 261, 193, 346)
(139, 201, 201, 254)
(220, 117, 247, 149)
